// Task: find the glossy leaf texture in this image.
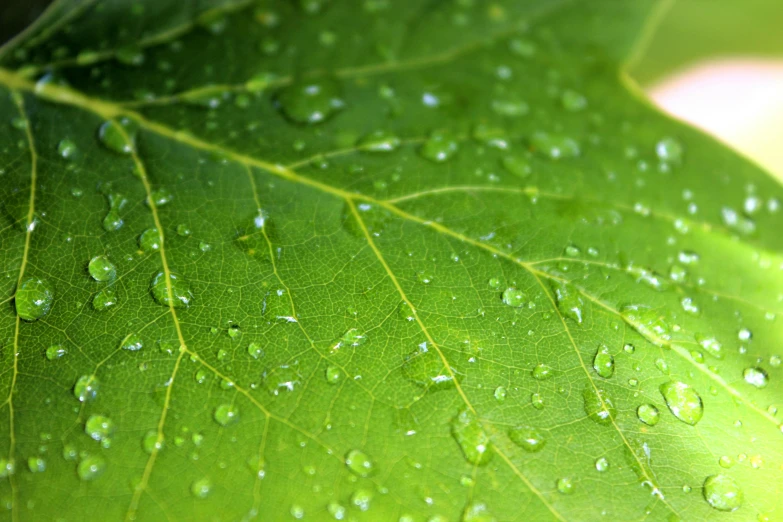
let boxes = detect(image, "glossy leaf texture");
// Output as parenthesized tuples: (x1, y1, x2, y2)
(0, 1, 782, 521)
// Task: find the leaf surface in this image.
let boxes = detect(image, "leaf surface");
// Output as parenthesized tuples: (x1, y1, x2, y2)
(0, 1, 782, 521)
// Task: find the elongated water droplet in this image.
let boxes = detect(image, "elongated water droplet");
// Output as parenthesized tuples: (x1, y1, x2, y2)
(550, 280, 583, 324)
(593, 345, 614, 378)
(276, 77, 344, 124)
(451, 408, 493, 465)
(501, 154, 531, 177)
(508, 426, 546, 452)
(344, 449, 375, 477)
(462, 502, 496, 522)
(530, 131, 580, 159)
(703, 474, 743, 512)
(262, 362, 302, 395)
(660, 381, 703, 425)
(150, 271, 193, 308)
(102, 192, 128, 232)
(97, 117, 136, 154)
(330, 328, 366, 353)
(358, 130, 401, 152)
(620, 305, 671, 346)
(15, 277, 54, 321)
(46, 345, 66, 360)
(583, 386, 616, 425)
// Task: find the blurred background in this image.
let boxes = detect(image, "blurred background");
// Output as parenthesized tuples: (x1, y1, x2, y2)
(2, 0, 783, 179)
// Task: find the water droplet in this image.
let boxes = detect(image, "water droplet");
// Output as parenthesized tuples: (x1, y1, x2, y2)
(694, 334, 723, 359)
(655, 137, 683, 163)
(77, 455, 106, 481)
(358, 130, 401, 152)
(738, 328, 752, 342)
(532, 363, 553, 380)
(92, 287, 117, 311)
(703, 474, 743, 512)
(27, 457, 46, 473)
(620, 305, 671, 346)
(595, 457, 609, 472)
(97, 117, 136, 154)
(87, 255, 116, 282)
(561, 90, 587, 111)
(101, 192, 128, 232)
(550, 280, 583, 323)
(508, 426, 546, 452)
(74, 375, 99, 402)
(530, 131, 580, 159)
(493, 386, 507, 402)
(150, 271, 193, 308)
(276, 77, 345, 124)
(743, 367, 768, 388)
(148, 187, 173, 207)
(419, 130, 459, 163)
(139, 228, 161, 252)
(326, 365, 341, 384)
(660, 381, 703, 425)
(116, 45, 144, 66)
(636, 404, 660, 426)
(593, 345, 614, 378)
(247, 342, 264, 359)
(501, 154, 531, 178)
(345, 449, 375, 477)
(191, 477, 212, 499)
(15, 277, 54, 321)
(462, 502, 495, 522)
(628, 266, 670, 292)
(556, 477, 574, 494)
(623, 343, 635, 354)
(143, 430, 165, 454)
(718, 455, 734, 469)
(85, 415, 115, 442)
(330, 328, 366, 353)
(57, 139, 78, 159)
(681, 296, 700, 315)
(451, 408, 493, 465)
(262, 362, 302, 395)
(351, 489, 372, 512)
(402, 343, 462, 391)
(531, 393, 545, 410)
(213, 404, 239, 426)
(583, 386, 616, 425)
(45, 344, 66, 360)
(491, 96, 529, 117)
(120, 333, 144, 351)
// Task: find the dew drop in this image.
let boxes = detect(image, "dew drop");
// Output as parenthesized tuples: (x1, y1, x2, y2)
(743, 367, 768, 388)
(462, 502, 495, 522)
(659, 381, 703, 425)
(592, 345, 614, 378)
(530, 131, 580, 159)
(150, 271, 193, 308)
(620, 305, 671, 346)
(451, 408, 493, 465)
(325, 365, 341, 384)
(27, 457, 46, 473)
(550, 280, 583, 324)
(556, 477, 574, 494)
(74, 375, 99, 402)
(493, 386, 507, 402)
(92, 287, 117, 311)
(262, 362, 302, 395)
(139, 228, 161, 252)
(703, 474, 743, 512)
(46, 345, 66, 360)
(143, 430, 165, 454)
(191, 477, 212, 499)
(247, 342, 264, 359)
(276, 77, 345, 124)
(97, 117, 136, 155)
(532, 363, 553, 381)
(501, 155, 531, 178)
(15, 277, 54, 321)
(508, 426, 546, 452)
(77, 455, 106, 481)
(501, 287, 527, 307)
(419, 130, 459, 163)
(595, 457, 609, 472)
(357, 130, 401, 152)
(344, 449, 375, 477)
(636, 404, 660, 426)
(120, 333, 144, 351)
(583, 386, 617, 425)
(655, 137, 684, 163)
(85, 415, 115, 442)
(57, 139, 78, 159)
(213, 404, 239, 426)
(402, 343, 461, 391)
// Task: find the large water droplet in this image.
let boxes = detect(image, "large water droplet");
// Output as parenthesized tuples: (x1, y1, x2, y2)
(660, 381, 703, 425)
(92, 287, 117, 311)
(501, 287, 527, 307)
(276, 77, 345, 124)
(550, 280, 583, 324)
(85, 415, 115, 442)
(508, 426, 546, 452)
(97, 117, 136, 154)
(102, 192, 128, 232)
(139, 228, 161, 252)
(583, 386, 616, 425)
(15, 277, 54, 321)
(402, 342, 462, 391)
(88, 255, 116, 282)
(150, 271, 193, 308)
(703, 474, 743, 512)
(593, 344, 614, 378)
(344, 449, 375, 477)
(74, 375, 99, 402)
(743, 367, 768, 388)
(451, 409, 493, 465)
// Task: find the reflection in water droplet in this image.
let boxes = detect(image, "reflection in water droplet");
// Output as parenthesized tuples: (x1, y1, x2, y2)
(508, 426, 546, 452)
(213, 404, 240, 426)
(501, 287, 527, 307)
(88, 255, 116, 282)
(620, 305, 671, 346)
(462, 502, 496, 522)
(74, 375, 99, 402)
(77, 455, 106, 481)
(276, 77, 345, 124)
(419, 130, 459, 163)
(345, 449, 375, 477)
(636, 404, 660, 426)
(556, 477, 574, 494)
(595, 457, 609, 472)
(583, 386, 616, 425)
(15, 277, 54, 321)
(743, 367, 768, 388)
(703, 474, 743, 512)
(660, 381, 703, 425)
(357, 130, 401, 152)
(402, 342, 461, 391)
(451, 409, 493, 465)
(532, 363, 553, 380)
(592, 345, 614, 378)
(191, 477, 212, 499)
(530, 131, 580, 159)
(97, 117, 136, 154)
(550, 280, 584, 324)
(139, 228, 161, 252)
(150, 271, 193, 308)
(262, 362, 302, 395)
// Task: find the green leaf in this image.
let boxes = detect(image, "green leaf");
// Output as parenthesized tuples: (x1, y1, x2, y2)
(1, 1, 782, 520)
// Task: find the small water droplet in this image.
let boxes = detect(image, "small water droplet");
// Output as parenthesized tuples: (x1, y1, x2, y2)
(150, 271, 193, 308)
(636, 404, 660, 426)
(326, 365, 341, 384)
(139, 228, 161, 252)
(493, 386, 507, 402)
(344, 449, 375, 477)
(191, 477, 212, 499)
(583, 386, 616, 425)
(703, 474, 743, 512)
(556, 477, 574, 494)
(45, 345, 66, 360)
(743, 367, 768, 388)
(276, 77, 345, 124)
(27, 457, 46, 473)
(97, 117, 136, 154)
(451, 408, 493, 465)
(738, 328, 752, 342)
(501, 287, 527, 307)
(120, 333, 144, 351)
(357, 130, 401, 152)
(530, 131, 580, 159)
(247, 342, 264, 359)
(77, 455, 106, 481)
(74, 375, 99, 402)
(402, 342, 461, 391)
(532, 363, 553, 380)
(262, 362, 302, 395)
(655, 137, 684, 163)
(593, 345, 614, 378)
(213, 404, 239, 426)
(85, 415, 115, 442)
(419, 130, 459, 163)
(508, 426, 546, 452)
(143, 430, 165, 454)
(462, 502, 495, 522)
(595, 457, 609, 472)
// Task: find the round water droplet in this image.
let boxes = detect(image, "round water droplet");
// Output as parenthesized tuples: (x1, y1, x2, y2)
(85, 415, 115, 442)
(191, 477, 212, 499)
(15, 277, 54, 321)
(501, 287, 527, 307)
(738, 328, 752, 342)
(743, 367, 768, 388)
(695, 334, 723, 359)
(451, 408, 493, 465)
(595, 457, 609, 472)
(143, 430, 165, 454)
(655, 137, 683, 163)
(57, 139, 78, 159)
(77, 455, 106, 481)
(46, 345, 66, 360)
(247, 342, 264, 359)
(531, 393, 544, 410)
(326, 365, 341, 384)
(276, 77, 344, 124)
(345, 449, 375, 477)
(92, 287, 117, 311)
(556, 477, 574, 494)
(139, 228, 161, 252)
(532, 363, 553, 380)
(660, 381, 703, 425)
(583, 386, 616, 425)
(28, 457, 46, 473)
(508, 426, 546, 452)
(636, 404, 660, 426)
(703, 474, 743, 512)
(493, 386, 507, 402)
(150, 271, 193, 308)
(88, 255, 116, 282)
(74, 375, 99, 402)
(213, 404, 239, 426)
(593, 345, 614, 378)
(419, 130, 459, 163)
